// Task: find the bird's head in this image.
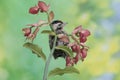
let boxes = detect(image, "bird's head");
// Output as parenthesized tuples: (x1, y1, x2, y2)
(50, 20, 67, 31)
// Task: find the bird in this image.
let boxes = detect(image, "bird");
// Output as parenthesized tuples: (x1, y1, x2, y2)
(49, 20, 69, 59)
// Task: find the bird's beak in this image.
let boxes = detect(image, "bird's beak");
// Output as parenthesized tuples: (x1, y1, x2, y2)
(61, 22, 68, 27)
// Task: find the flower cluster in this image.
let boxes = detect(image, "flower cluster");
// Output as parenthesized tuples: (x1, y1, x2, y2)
(72, 25, 90, 43)
(22, 0, 91, 67)
(22, 1, 91, 79)
(22, 1, 50, 41)
(22, 20, 47, 41)
(66, 26, 90, 66)
(29, 1, 49, 14)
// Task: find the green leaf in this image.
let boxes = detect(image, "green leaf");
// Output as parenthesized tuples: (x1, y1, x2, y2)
(23, 42, 46, 61)
(41, 30, 56, 35)
(55, 46, 74, 57)
(48, 67, 80, 77)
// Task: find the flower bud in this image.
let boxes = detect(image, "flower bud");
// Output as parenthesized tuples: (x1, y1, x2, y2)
(79, 36, 87, 43)
(74, 53, 81, 64)
(38, 1, 49, 12)
(29, 6, 39, 14)
(71, 44, 80, 52)
(72, 25, 82, 35)
(81, 29, 90, 37)
(22, 27, 31, 36)
(81, 48, 88, 58)
(71, 45, 77, 52)
(66, 56, 71, 66)
(66, 56, 75, 66)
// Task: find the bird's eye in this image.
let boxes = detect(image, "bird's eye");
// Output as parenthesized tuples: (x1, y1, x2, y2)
(58, 24, 61, 26)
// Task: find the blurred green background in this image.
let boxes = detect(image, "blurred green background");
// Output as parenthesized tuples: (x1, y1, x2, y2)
(0, 0, 120, 80)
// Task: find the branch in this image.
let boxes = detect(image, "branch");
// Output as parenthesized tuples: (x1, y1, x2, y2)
(43, 35, 57, 80)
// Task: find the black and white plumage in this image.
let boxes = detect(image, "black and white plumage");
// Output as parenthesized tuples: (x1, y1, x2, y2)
(49, 20, 69, 59)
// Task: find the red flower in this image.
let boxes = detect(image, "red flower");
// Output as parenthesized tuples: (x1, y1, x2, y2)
(81, 47, 88, 58)
(79, 36, 87, 43)
(75, 47, 88, 62)
(72, 25, 82, 35)
(68, 42, 88, 64)
(66, 56, 71, 66)
(27, 27, 40, 42)
(38, 1, 49, 12)
(29, 6, 39, 14)
(79, 29, 90, 43)
(74, 53, 81, 63)
(22, 27, 31, 36)
(71, 45, 77, 52)
(28, 1, 49, 14)
(66, 56, 75, 66)
(68, 43, 81, 64)
(71, 43, 80, 52)
(22, 26, 40, 42)
(81, 29, 90, 37)
(72, 25, 90, 43)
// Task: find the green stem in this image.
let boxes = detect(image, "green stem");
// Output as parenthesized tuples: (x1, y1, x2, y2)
(43, 35, 57, 80)
(69, 34, 80, 45)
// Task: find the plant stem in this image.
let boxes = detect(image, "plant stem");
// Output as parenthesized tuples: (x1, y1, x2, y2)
(43, 35, 57, 80)
(69, 34, 80, 45)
